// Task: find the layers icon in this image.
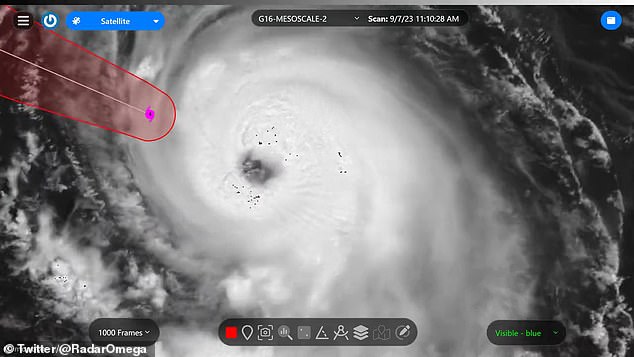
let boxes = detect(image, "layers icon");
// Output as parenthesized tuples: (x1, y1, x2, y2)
(353, 325, 369, 341)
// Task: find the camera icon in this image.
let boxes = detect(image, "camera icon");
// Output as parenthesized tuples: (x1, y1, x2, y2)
(257, 324, 274, 341)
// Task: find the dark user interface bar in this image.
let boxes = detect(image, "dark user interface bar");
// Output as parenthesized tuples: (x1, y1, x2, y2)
(219, 318, 417, 346)
(252, 9, 468, 27)
(486, 320, 566, 345)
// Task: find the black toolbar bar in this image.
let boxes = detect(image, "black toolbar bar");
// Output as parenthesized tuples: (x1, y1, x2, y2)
(253, 10, 468, 27)
(219, 318, 417, 346)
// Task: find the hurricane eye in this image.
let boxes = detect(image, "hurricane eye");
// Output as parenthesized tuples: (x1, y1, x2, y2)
(240, 153, 279, 185)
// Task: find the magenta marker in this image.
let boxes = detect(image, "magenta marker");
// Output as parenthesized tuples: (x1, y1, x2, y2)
(145, 106, 156, 122)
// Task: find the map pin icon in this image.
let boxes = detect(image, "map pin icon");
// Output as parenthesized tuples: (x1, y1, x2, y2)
(241, 325, 253, 341)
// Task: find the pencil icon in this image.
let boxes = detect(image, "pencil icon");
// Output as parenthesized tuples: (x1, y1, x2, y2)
(398, 325, 411, 337)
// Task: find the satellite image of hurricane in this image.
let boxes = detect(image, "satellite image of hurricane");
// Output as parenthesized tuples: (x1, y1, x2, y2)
(1, 4, 634, 357)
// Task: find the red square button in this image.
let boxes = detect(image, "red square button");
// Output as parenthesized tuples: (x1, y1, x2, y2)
(225, 326, 238, 339)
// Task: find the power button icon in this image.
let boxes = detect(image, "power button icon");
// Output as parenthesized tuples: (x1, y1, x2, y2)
(41, 11, 59, 29)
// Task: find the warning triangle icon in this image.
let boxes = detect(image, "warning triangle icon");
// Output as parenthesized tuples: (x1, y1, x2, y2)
(316, 325, 329, 340)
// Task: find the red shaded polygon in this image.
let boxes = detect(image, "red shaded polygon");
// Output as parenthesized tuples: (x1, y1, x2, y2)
(0, 5, 176, 142)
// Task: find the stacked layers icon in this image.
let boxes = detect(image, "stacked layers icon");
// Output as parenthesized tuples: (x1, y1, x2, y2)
(353, 325, 369, 340)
